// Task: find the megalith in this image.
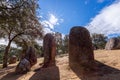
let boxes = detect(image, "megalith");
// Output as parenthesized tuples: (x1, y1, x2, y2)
(25, 46, 37, 67)
(15, 46, 37, 74)
(42, 33, 56, 68)
(15, 58, 31, 74)
(105, 37, 120, 50)
(69, 26, 95, 70)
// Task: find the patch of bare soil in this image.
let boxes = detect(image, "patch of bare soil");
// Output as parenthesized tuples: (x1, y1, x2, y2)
(0, 50, 120, 80)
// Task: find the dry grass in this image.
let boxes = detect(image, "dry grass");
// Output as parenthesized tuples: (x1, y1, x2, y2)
(94, 50, 120, 68)
(0, 50, 120, 80)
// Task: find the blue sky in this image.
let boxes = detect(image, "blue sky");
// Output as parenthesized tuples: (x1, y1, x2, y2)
(0, 0, 120, 46)
(39, 0, 120, 37)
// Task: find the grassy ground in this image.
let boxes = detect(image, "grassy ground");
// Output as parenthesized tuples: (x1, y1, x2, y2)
(0, 50, 120, 80)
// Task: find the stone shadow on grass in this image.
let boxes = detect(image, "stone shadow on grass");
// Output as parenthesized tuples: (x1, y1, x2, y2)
(29, 66, 60, 80)
(0, 72, 24, 80)
(71, 60, 120, 80)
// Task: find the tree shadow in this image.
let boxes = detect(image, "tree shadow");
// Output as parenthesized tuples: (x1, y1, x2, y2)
(71, 60, 120, 80)
(29, 66, 60, 80)
(0, 65, 15, 75)
(0, 72, 24, 80)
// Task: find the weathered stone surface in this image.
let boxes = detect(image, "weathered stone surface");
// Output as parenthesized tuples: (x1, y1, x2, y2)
(15, 46, 37, 74)
(15, 58, 31, 74)
(9, 55, 17, 64)
(105, 38, 120, 50)
(25, 46, 37, 67)
(42, 33, 56, 68)
(69, 26, 95, 70)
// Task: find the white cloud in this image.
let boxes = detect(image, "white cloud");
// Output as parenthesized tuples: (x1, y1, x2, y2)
(43, 27, 54, 35)
(60, 19, 64, 23)
(41, 13, 63, 35)
(0, 38, 7, 45)
(61, 34, 65, 39)
(37, 15, 43, 19)
(86, 1, 120, 36)
(35, 39, 43, 46)
(49, 14, 58, 28)
(0, 38, 17, 47)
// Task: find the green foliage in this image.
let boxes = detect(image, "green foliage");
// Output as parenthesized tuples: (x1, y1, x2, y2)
(117, 36, 120, 39)
(0, 0, 43, 67)
(33, 42, 43, 57)
(0, 45, 6, 64)
(9, 47, 21, 58)
(55, 33, 69, 54)
(91, 33, 108, 49)
(0, 45, 22, 64)
(0, 0, 43, 41)
(62, 35, 69, 53)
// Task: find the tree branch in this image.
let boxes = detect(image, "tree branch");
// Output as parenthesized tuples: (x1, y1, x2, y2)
(10, 32, 24, 42)
(0, 0, 25, 10)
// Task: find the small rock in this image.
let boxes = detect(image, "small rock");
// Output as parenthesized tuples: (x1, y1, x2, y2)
(9, 55, 17, 64)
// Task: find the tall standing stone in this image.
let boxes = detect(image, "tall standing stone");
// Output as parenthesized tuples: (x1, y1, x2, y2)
(42, 33, 56, 68)
(69, 26, 94, 70)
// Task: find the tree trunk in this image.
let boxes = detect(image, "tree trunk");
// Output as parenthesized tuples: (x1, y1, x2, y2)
(2, 33, 23, 68)
(3, 41, 11, 68)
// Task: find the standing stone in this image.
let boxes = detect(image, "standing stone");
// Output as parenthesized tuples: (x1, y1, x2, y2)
(42, 33, 56, 68)
(25, 46, 37, 67)
(105, 38, 120, 50)
(9, 55, 17, 64)
(15, 58, 31, 74)
(69, 26, 95, 70)
(15, 46, 37, 74)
